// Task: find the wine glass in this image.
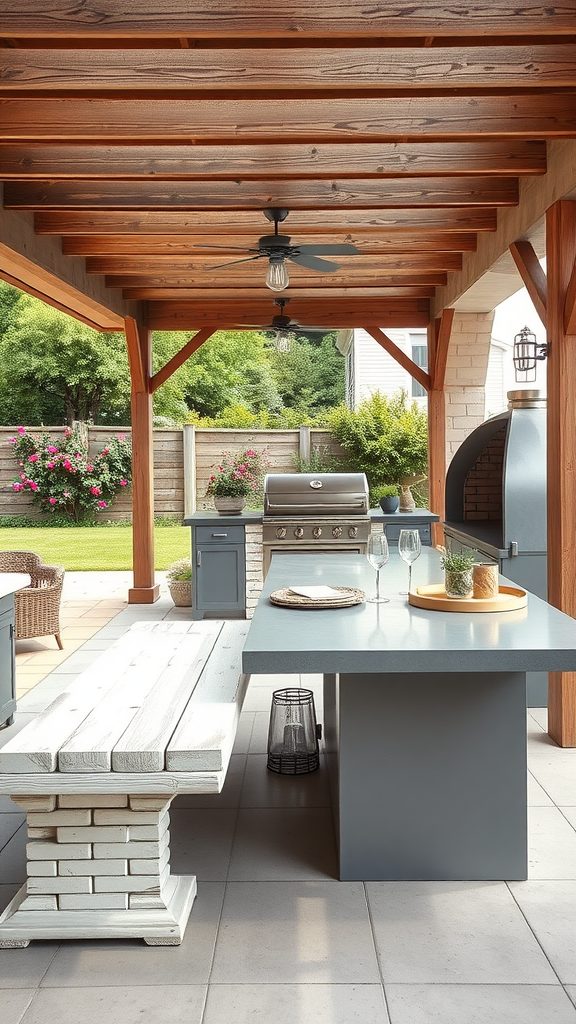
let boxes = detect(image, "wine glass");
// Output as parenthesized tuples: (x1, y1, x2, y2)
(398, 528, 421, 595)
(366, 533, 390, 603)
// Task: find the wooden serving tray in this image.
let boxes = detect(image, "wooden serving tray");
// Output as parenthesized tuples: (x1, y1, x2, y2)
(408, 583, 527, 613)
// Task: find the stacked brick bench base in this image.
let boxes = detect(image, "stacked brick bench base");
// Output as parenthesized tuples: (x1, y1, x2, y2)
(0, 619, 249, 947)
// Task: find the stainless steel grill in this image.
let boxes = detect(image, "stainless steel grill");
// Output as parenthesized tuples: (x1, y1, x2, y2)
(262, 472, 370, 575)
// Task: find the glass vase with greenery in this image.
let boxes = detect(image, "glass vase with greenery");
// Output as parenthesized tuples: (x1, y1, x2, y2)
(440, 549, 477, 598)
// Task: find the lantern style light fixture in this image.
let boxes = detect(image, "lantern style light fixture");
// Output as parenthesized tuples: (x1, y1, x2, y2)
(513, 325, 550, 383)
(273, 328, 292, 353)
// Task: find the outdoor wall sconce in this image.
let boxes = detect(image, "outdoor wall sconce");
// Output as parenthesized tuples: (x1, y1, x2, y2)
(513, 325, 550, 383)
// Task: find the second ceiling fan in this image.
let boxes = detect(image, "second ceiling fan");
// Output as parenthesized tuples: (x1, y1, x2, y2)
(197, 208, 360, 291)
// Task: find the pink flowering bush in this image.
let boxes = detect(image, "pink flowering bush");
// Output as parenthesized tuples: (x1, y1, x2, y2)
(206, 448, 270, 500)
(9, 427, 132, 523)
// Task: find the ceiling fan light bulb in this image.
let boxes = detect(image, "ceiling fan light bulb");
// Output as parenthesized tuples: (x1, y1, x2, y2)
(274, 329, 292, 353)
(266, 258, 290, 292)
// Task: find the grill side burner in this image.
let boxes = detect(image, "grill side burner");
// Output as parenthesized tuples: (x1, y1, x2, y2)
(262, 472, 371, 575)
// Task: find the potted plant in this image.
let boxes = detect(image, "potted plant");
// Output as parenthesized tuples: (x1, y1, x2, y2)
(440, 549, 477, 599)
(373, 484, 400, 514)
(206, 448, 269, 515)
(166, 557, 192, 607)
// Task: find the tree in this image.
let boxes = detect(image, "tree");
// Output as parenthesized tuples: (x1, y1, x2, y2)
(0, 300, 131, 426)
(269, 332, 345, 415)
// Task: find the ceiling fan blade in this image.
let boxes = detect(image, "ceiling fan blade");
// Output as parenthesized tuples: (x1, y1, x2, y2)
(204, 254, 265, 270)
(194, 243, 260, 253)
(289, 254, 341, 273)
(297, 243, 360, 256)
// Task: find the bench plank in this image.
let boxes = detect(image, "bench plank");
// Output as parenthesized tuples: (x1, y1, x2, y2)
(111, 623, 224, 773)
(0, 633, 162, 773)
(58, 636, 188, 772)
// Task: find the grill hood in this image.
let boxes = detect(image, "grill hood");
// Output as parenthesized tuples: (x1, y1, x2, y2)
(264, 472, 369, 517)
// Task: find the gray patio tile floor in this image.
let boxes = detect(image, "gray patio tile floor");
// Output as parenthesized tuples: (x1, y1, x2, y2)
(1, 573, 576, 1022)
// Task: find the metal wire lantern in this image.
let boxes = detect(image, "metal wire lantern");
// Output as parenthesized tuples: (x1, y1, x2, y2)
(513, 325, 549, 383)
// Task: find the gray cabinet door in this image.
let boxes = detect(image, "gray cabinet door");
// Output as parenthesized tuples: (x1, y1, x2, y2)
(0, 597, 16, 726)
(194, 544, 245, 615)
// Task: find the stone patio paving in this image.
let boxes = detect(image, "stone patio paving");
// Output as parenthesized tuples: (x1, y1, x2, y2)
(1, 572, 576, 1023)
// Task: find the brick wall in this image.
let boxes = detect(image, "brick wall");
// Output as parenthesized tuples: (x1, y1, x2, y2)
(444, 311, 495, 463)
(463, 424, 506, 521)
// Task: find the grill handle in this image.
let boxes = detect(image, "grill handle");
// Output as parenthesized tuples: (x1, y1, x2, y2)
(266, 500, 367, 512)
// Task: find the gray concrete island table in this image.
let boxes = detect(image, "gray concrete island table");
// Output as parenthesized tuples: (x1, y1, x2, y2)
(242, 551, 576, 881)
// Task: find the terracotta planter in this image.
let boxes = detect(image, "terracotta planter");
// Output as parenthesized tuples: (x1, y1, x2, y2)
(168, 579, 192, 607)
(213, 495, 246, 515)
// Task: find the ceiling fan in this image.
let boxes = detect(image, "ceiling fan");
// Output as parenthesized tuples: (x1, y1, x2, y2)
(196, 208, 360, 291)
(250, 298, 329, 352)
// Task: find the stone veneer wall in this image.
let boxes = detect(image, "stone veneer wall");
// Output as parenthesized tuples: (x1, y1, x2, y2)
(444, 311, 495, 463)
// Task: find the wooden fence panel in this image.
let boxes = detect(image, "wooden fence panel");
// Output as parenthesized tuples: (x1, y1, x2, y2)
(0, 425, 347, 522)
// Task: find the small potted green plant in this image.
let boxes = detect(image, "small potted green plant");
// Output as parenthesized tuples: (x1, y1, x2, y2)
(440, 549, 477, 599)
(166, 557, 192, 607)
(379, 484, 400, 514)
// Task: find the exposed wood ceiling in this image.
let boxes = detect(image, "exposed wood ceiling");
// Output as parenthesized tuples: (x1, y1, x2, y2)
(1, 3, 576, 333)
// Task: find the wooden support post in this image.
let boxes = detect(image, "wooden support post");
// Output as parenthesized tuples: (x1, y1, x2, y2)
(125, 317, 160, 604)
(427, 312, 453, 549)
(546, 201, 576, 746)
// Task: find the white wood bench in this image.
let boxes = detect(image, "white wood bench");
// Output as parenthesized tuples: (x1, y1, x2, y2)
(0, 619, 249, 948)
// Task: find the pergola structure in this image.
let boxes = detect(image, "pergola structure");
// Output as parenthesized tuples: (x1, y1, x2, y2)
(1, 3, 576, 744)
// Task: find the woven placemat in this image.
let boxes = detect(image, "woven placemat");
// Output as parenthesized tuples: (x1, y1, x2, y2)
(269, 586, 365, 610)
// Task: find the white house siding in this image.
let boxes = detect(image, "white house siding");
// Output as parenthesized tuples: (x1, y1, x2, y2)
(352, 328, 428, 409)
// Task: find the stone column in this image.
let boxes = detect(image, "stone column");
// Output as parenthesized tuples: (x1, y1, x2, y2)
(444, 311, 495, 463)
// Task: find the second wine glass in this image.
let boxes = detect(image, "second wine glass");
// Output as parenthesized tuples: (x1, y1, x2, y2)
(398, 528, 421, 595)
(366, 533, 390, 604)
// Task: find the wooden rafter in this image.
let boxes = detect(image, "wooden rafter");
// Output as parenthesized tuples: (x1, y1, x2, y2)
(0, 142, 547, 181)
(3, 178, 519, 210)
(509, 239, 548, 326)
(2, 2, 574, 37)
(1, 96, 575, 142)
(2, 46, 576, 92)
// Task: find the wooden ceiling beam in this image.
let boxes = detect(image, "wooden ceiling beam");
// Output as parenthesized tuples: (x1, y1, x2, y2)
(2, 45, 576, 92)
(34, 208, 499, 234)
(146, 297, 431, 331)
(61, 232, 478, 256)
(105, 272, 448, 288)
(87, 253, 458, 273)
(2, 2, 574, 39)
(121, 286, 437, 300)
(150, 326, 216, 392)
(0, 142, 547, 180)
(1, 95, 575, 142)
(4, 177, 519, 210)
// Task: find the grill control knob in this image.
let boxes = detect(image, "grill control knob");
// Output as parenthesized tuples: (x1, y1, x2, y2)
(313, 526, 322, 539)
(294, 527, 305, 539)
(332, 526, 343, 539)
(348, 526, 358, 539)
(276, 527, 287, 539)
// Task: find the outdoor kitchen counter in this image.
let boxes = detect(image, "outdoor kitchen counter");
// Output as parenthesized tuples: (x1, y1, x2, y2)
(242, 551, 576, 882)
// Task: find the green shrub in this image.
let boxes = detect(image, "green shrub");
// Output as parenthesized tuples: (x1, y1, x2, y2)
(327, 390, 428, 490)
(9, 426, 132, 524)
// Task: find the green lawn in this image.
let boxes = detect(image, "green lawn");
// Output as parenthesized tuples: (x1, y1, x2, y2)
(0, 525, 190, 571)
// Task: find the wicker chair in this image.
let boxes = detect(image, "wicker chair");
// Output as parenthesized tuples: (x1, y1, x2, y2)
(0, 550, 65, 649)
